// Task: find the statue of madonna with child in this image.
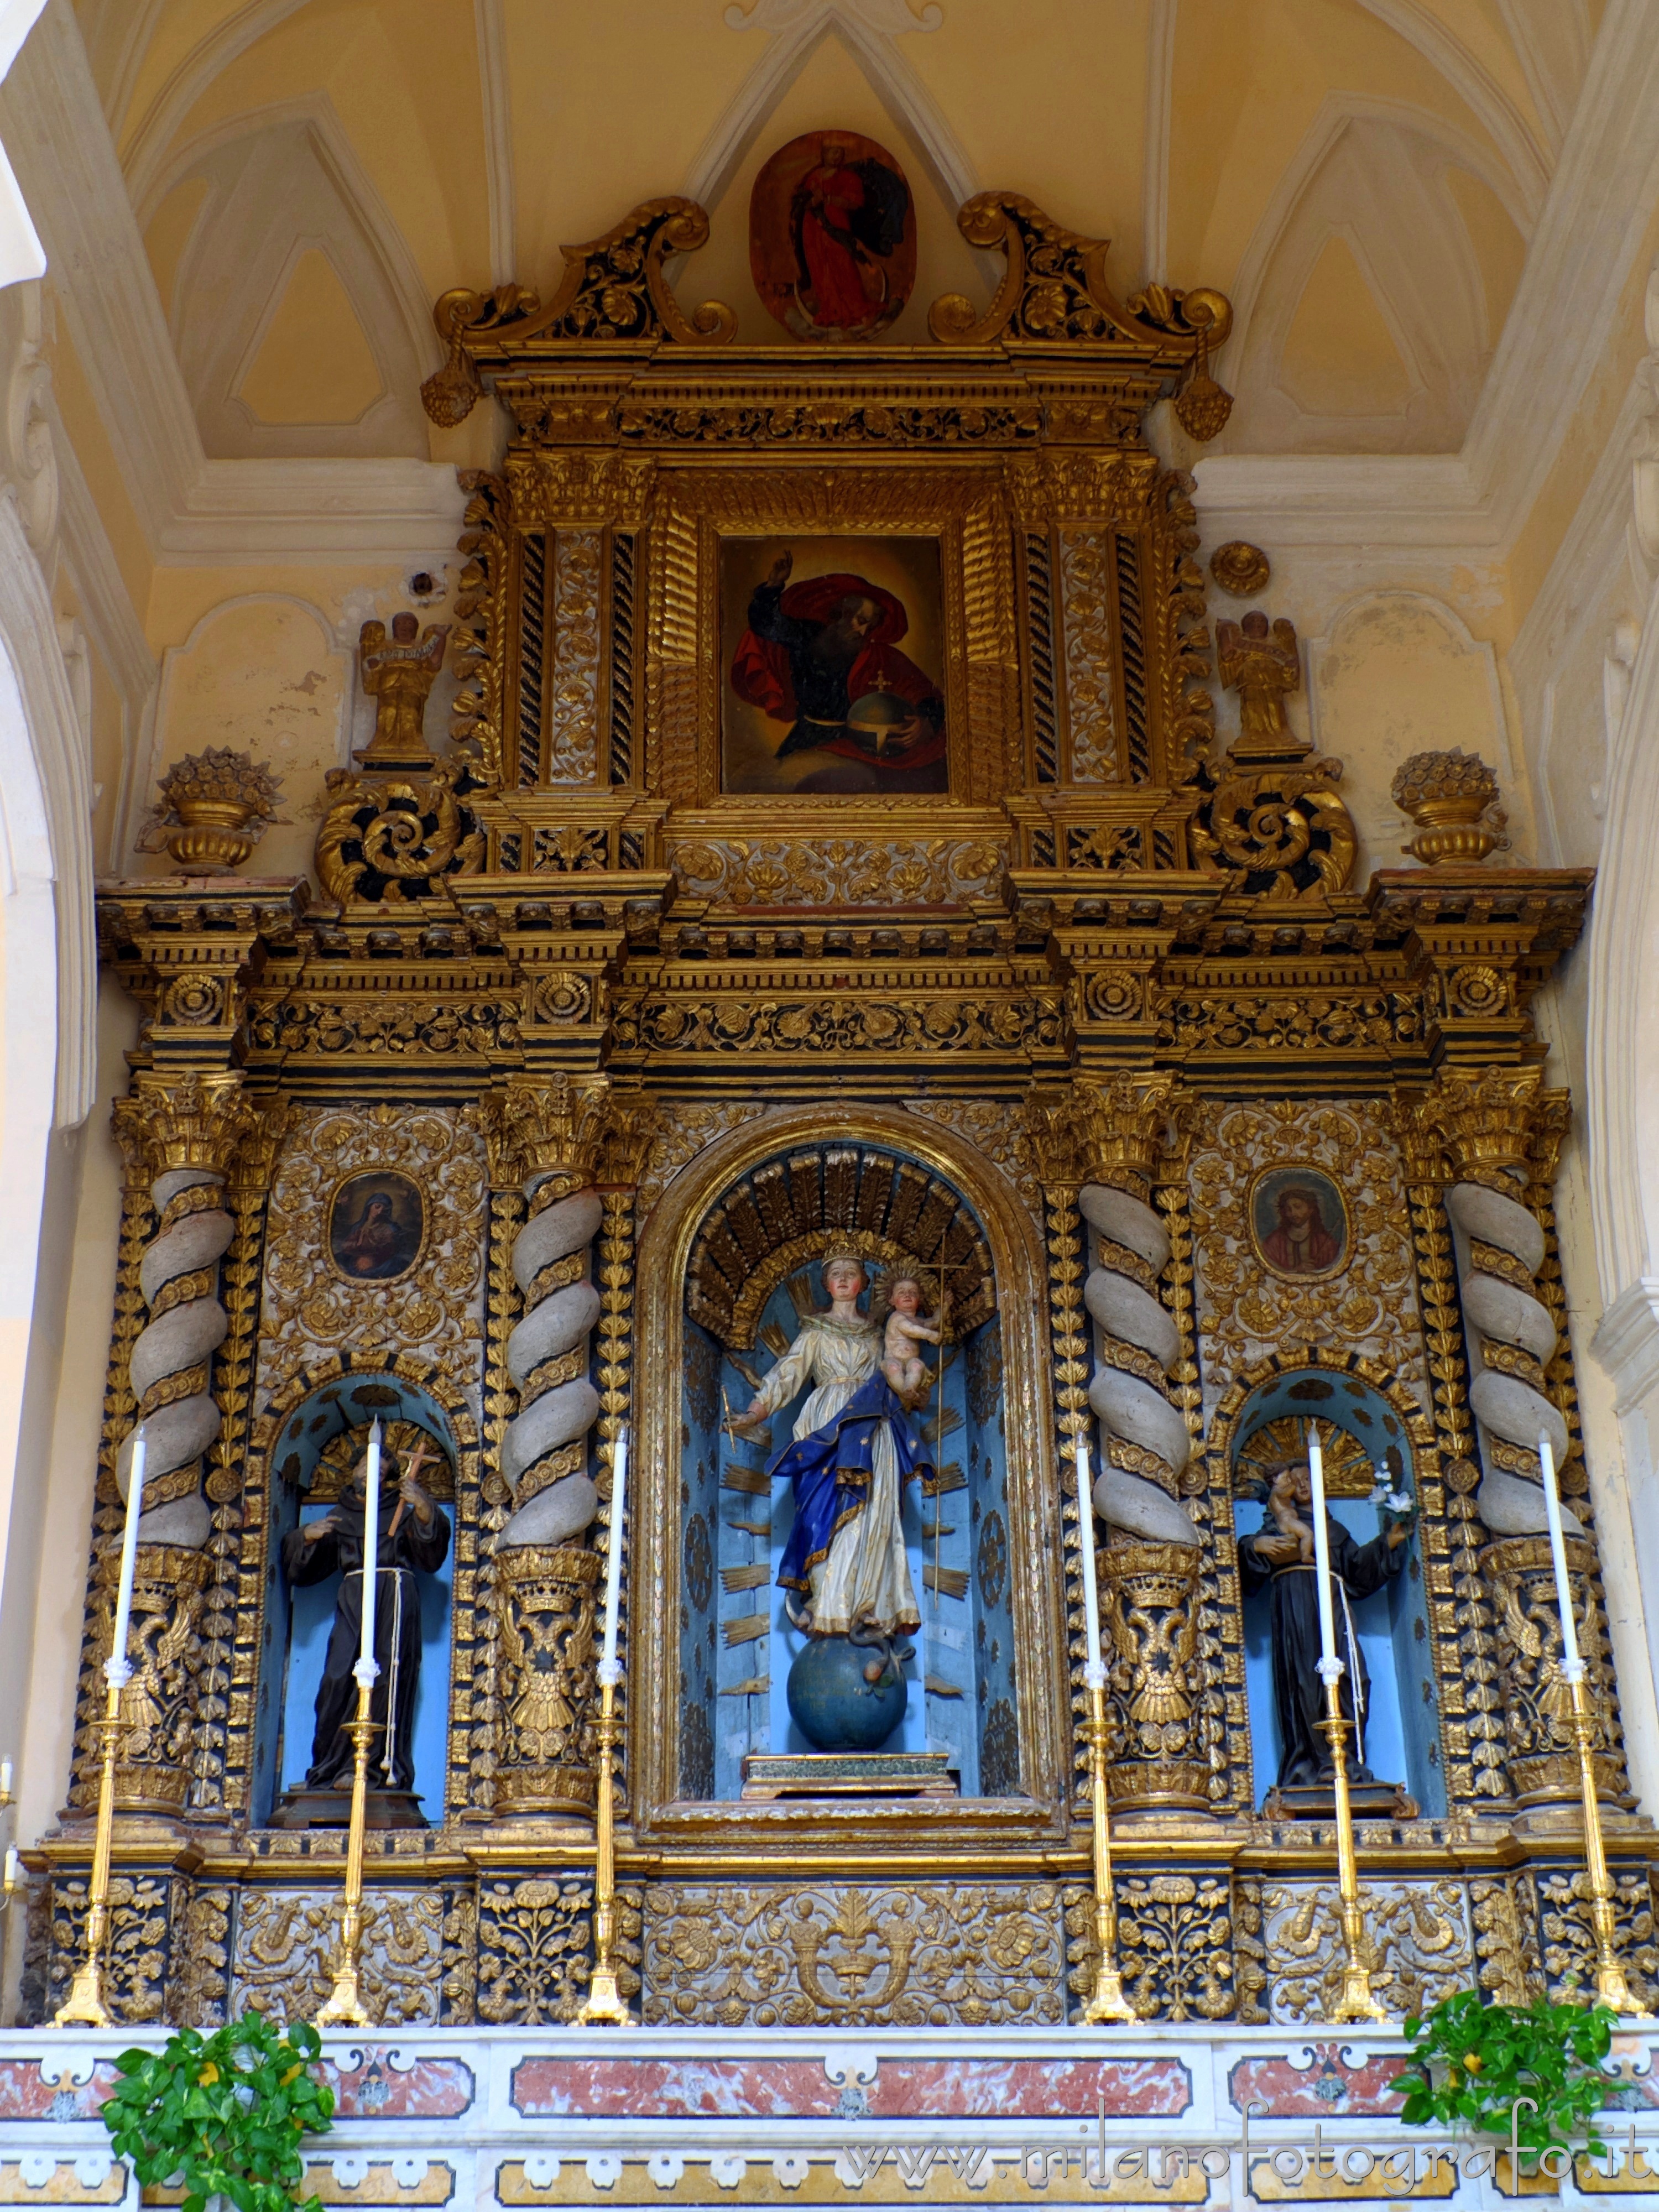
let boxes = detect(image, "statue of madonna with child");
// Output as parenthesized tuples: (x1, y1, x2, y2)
(729, 1250, 948, 1749)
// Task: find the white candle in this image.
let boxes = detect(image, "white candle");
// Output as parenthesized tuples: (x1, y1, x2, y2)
(108, 1427, 146, 1688)
(3, 1846, 19, 1893)
(0, 1760, 12, 1803)
(1538, 1429, 1583, 1679)
(600, 1427, 628, 1682)
(1076, 1431, 1104, 1684)
(357, 1421, 382, 1683)
(1307, 1426, 1340, 1674)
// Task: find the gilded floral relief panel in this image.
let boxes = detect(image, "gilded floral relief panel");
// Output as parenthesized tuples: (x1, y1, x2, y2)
(1187, 1098, 1427, 1420)
(258, 1104, 488, 1405)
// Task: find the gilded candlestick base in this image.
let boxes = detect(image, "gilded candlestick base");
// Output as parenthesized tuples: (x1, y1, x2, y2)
(1317, 1687, 1394, 2028)
(1079, 1683, 1139, 2026)
(315, 1687, 380, 2030)
(54, 1684, 126, 2029)
(576, 1676, 632, 2028)
(1566, 1675, 1651, 2019)
(53, 1959, 113, 2031)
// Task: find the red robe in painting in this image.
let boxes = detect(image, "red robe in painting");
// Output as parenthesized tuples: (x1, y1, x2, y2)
(795, 160, 878, 330)
(730, 570, 946, 779)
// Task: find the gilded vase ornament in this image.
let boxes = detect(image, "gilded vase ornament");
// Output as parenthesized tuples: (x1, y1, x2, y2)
(137, 748, 286, 875)
(1391, 749, 1510, 865)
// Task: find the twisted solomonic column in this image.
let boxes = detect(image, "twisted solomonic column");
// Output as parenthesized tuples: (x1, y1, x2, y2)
(112, 1076, 255, 1550)
(1400, 1068, 1615, 1809)
(475, 1077, 620, 1818)
(1025, 1077, 1209, 1815)
(479, 1078, 612, 1549)
(1082, 1180, 1198, 1550)
(101, 1074, 258, 1817)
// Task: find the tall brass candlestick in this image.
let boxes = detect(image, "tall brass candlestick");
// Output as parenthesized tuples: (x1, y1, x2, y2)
(314, 1676, 378, 2028)
(1308, 1424, 1390, 2027)
(577, 1662, 630, 2026)
(1074, 1434, 1137, 2025)
(317, 1424, 382, 2028)
(578, 1427, 630, 2027)
(53, 1680, 125, 2028)
(1538, 1430, 1648, 2017)
(56, 1428, 147, 2027)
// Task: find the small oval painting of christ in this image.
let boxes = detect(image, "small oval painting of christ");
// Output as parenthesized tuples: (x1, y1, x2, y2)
(749, 129, 916, 341)
(328, 1170, 424, 1284)
(1248, 1165, 1350, 1283)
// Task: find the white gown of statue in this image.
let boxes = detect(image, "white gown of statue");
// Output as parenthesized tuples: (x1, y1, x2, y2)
(745, 1313, 920, 1637)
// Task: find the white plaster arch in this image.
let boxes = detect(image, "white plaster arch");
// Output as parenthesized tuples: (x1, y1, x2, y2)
(690, 0, 975, 229)
(1307, 582, 1512, 772)
(1350, 0, 1551, 218)
(1303, 586, 1514, 880)
(1220, 96, 1529, 455)
(128, 588, 351, 865)
(145, 95, 439, 460)
(0, 494, 93, 1131)
(119, 0, 315, 213)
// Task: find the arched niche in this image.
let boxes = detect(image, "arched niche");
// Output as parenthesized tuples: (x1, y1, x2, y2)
(632, 1105, 1065, 1838)
(1224, 1364, 1445, 1818)
(252, 1371, 458, 1825)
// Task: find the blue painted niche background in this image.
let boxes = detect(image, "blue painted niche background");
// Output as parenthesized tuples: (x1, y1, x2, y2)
(1232, 1369, 1444, 1816)
(680, 1275, 1017, 1801)
(254, 1374, 456, 1823)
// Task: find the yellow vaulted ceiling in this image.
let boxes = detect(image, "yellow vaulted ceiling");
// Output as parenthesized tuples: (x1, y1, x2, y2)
(73, 0, 1578, 460)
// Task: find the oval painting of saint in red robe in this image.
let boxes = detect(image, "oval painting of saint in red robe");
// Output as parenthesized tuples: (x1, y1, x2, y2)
(750, 130, 916, 341)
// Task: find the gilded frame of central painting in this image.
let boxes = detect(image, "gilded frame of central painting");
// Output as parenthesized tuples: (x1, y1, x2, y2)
(644, 463, 1019, 817)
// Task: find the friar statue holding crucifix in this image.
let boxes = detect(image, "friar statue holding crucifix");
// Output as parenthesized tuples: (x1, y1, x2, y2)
(280, 1431, 450, 1808)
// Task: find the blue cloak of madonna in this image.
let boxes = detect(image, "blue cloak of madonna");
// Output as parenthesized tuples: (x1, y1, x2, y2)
(772, 1370, 935, 1599)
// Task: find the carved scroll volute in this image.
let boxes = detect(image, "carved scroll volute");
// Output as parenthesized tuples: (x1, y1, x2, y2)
(928, 192, 1233, 441)
(421, 197, 736, 428)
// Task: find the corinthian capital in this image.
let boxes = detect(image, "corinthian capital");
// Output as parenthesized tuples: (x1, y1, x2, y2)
(469, 1075, 615, 1192)
(111, 1072, 258, 1187)
(1391, 1067, 1570, 1193)
(1020, 1074, 1194, 1199)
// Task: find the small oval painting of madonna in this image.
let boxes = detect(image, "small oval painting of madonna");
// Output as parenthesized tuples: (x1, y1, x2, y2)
(328, 1170, 424, 1284)
(1248, 1165, 1350, 1283)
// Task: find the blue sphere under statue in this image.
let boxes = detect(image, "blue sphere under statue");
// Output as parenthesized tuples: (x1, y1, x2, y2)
(787, 1632, 906, 1751)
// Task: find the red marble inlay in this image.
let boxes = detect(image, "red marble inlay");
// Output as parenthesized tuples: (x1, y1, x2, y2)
(864, 2060, 1191, 2119)
(510, 2055, 1190, 2120)
(324, 2049, 474, 2119)
(0, 2061, 118, 2121)
(1229, 2044, 1407, 2119)
(512, 2060, 842, 2119)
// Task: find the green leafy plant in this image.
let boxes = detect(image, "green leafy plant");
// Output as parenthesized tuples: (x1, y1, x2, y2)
(101, 2012, 334, 2212)
(1390, 1989, 1617, 2158)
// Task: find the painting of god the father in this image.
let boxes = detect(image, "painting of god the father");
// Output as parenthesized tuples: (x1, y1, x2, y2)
(721, 534, 950, 795)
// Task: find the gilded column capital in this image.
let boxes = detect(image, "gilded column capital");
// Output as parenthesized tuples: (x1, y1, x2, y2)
(597, 1093, 662, 1190)
(1020, 1075, 1194, 1201)
(1391, 1067, 1571, 1193)
(469, 1074, 615, 1193)
(111, 1072, 259, 1189)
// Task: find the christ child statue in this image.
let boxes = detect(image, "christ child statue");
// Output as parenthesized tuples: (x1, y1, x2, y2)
(876, 1275, 947, 1407)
